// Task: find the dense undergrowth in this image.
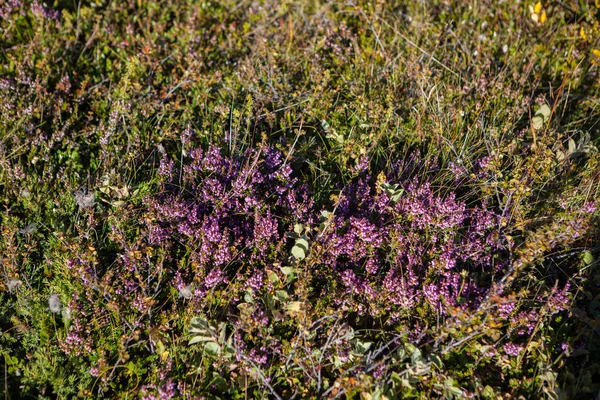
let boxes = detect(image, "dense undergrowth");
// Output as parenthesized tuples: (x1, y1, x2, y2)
(1, 0, 600, 398)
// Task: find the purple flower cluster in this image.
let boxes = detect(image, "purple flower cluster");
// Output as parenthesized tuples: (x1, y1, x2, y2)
(141, 379, 177, 400)
(30, 0, 59, 20)
(55, 145, 579, 395)
(140, 146, 515, 340)
(313, 175, 505, 323)
(503, 343, 524, 357)
(146, 144, 313, 294)
(0, 0, 60, 21)
(0, 0, 24, 19)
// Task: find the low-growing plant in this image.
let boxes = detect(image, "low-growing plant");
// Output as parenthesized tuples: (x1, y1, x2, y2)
(1, 0, 599, 398)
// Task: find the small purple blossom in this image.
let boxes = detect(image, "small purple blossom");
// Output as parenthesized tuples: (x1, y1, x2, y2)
(30, 0, 60, 20)
(503, 343, 524, 357)
(449, 161, 467, 180)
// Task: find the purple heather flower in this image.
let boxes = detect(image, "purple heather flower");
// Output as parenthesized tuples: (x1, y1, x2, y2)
(247, 270, 265, 292)
(449, 161, 467, 180)
(582, 201, 596, 214)
(31, 0, 59, 20)
(352, 155, 370, 174)
(158, 155, 174, 179)
(498, 301, 515, 319)
(503, 343, 524, 357)
(546, 283, 571, 314)
(203, 268, 225, 289)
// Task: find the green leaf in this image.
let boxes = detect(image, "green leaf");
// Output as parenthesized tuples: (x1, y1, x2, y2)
(264, 293, 275, 310)
(382, 182, 397, 194)
(189, 335, 214, 345)
(538, 104, 551, 119)
(395, 347, 406, 361)
(224, 345, 236, 357)
(391, 188, 404, 203)
(266, 270, 280, 283)
(281, 266, 298, 283)
(112, 200, 126, 208)
(291, 245, 305, 260)
(294, 223, 304, 235)
(204, 341, 221, 356)
(410, 348, 422, 365)
(355, 341, 372, 354)
(4, 354, 19, 366)
(295, 238, 309, 251)
(275, 290, 289, 301)
(532, 115, 544, 130)
(430, 353, 443, 369)
(156, 341, 165, 355)
(568, 138, 577, 154)
(391, 372, 413, 389)
(280, 266, 297, 276)
(382, 183, 404, 202)
(481, 385, 495, 399)
(218, 323, 227, 344)
(533, 104, 551, 130)
(583, 251, 594, 265)
(244, 291, 254, 303)
(334, 355, 344, 368)
(190, 317, 210, 330)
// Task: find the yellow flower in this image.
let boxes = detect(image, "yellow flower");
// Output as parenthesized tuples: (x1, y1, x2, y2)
(529, 2, 547, 24)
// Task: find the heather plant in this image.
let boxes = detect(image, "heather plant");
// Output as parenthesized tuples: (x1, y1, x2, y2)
(1, 0, 600, 399)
